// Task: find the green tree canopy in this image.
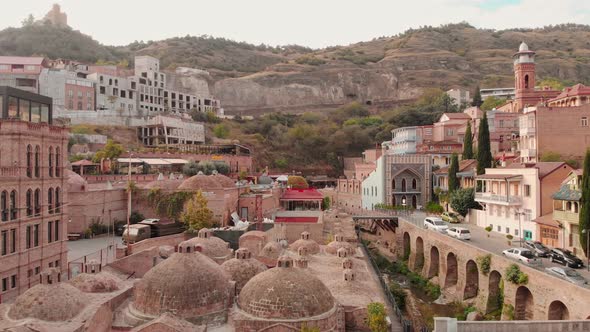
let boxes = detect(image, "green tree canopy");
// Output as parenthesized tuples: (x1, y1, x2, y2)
(476, 112, 492, 175)
(481, 96, 507, 111)
(462, 122, 474, 159)
(450, 188, 480, 217)
(366, 302, 388, 332)
(471, 86, 483, 107)
(181, 190, 213, 232)
(92, 139, 124, 163)
(448, 153, 460, 193)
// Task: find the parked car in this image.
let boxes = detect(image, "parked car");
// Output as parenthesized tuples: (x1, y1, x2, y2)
(441, 212, 460, 223)
(545, 266, 587, 286)
(447, 227, 471, 240)
(549, 248, 584, 268)
(502, 248, 541, 265)
(423, 217, 448, 233)
(523, 240, 551, 257)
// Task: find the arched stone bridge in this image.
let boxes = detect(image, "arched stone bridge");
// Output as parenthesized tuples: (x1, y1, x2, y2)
(370, 216, 590, 321)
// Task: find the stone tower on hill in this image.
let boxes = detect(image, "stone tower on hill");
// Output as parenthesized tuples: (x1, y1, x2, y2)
(43, 4, 68, 27)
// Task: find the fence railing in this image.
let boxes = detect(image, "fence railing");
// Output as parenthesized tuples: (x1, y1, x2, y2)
(357, 229, 429, 332)
(68, 244, 117, 279)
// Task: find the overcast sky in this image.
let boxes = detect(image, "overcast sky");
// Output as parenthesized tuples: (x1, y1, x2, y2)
(2, 0, 590, 48)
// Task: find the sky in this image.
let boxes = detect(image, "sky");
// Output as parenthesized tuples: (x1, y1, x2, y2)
(2, 0, 590, 48)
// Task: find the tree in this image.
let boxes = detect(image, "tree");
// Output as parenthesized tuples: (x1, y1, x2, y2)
(476, 112, 493, 175)
(450, 188, 480, 217)
(287, 176, 309, 189)
(92, 139, 124, 163)
(322, 196, 331, 210)
(22, 14, 35, 27)
(481, 96, 507, 111)
(471, 86, 483, 107)
(540, 151, 562, 162)
(448, 153, 460, 194)
(462, 122, 474, 159)
(213, 124, 230, 138)
(183, 161, 200, 176)
(580, 150, 590, 257)
(181, 190, 213, 233)
(366, 302, 388, 332)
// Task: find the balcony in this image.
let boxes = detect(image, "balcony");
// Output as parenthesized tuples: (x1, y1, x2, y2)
(0, 166, 21, 178)
(520, 149, 537, 158)
(553, 210, 579, 224)
(392, 135, 417, 144)
(520, 127, 536, 136)
(475, 192, 522, 206)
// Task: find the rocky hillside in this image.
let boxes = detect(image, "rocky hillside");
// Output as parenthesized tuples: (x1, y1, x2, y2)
(3, 23, 590, 114)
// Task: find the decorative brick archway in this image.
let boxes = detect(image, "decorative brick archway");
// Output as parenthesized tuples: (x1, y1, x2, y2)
(428, 246, 440, 278)
(463, 260, 479, 300)
(486, 270, 502, 314)
(548, 300, 569, 320)
(515, 286, 534, 320)
(414, 237, 424, 272)
(444, 252, 458, 288)
(402, 232, 411, 261)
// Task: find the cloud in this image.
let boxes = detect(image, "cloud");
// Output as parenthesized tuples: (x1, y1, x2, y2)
(1, 0, 589, 48)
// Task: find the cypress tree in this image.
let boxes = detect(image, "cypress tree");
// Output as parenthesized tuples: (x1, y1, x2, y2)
(462, 122, 474, 159)
(448, 153, 460, 193)
(476, 112, 493, 175)
(472, 86, 483, 107)
(579, 150, 590, 257)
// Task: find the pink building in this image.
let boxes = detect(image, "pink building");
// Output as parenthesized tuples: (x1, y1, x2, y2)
(0, 87, 69, 301)
(0, 56, 47, 93)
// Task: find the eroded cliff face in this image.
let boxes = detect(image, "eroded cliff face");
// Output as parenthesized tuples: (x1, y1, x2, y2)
(213, 63, 422, 114)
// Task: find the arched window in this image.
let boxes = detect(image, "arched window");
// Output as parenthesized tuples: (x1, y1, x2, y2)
(412, 178, 417, 190)
(55, 187, 61, 213)
(402, 179, 407, 192)
(392, 179, 396, 190)
(55, 147, 61, 177)
(0, 191, 7, 221)
(412, 195, 417, 208)
(48, 147, 53, 177)
(524, 75, 529, 89)
(566, 202, 572, 211)
(574, 202, 579, 213)
(26, 189, 32, 216)
(48, 188, 54, 214)
(9, 190, 16, 220)
(34, 145, 40, 178)
(34, 189, 41, 216)
(392, 195, 396, 206)
(26, 145, 32, 178)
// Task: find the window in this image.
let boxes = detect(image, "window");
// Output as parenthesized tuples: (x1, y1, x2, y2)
(99, 86, 106, 94)
(524, 75, 529, 89)
(55, 220, 59, 241)
(0, 191, 6, 222)
(11, 275, 16, 289)
(582, 117, 588, 127)
(2, 278, 7, 292)
(412, 178, 417, 190)
(19, 99, 30, 122)
(48, 147, 53, 177)
(34, 189, 40, 216)
(55, 148, 60, 177)
(499, 120, 504, 128)
(8, 97, 17, 119)
(48, 221, 53, 243)
(10, 229, 15, 253)
(77, 101, 83, 110)
(34, 266, 40, 275)
(497, 225, 501, 232)
(524, 185, 531, 197)
(33, 224, 39, 247)
(1, 231, 6, 255)
(515, 229, 519, 236)
(55, 188, 61, 213)
(26, 189, 32, 216)
(26, 145, 32, 177)
(34, 146, 40, 178)
(26, 225, 31, 249)
(506, 227, 510, 234)
(47, 188, 53, 214)
(9, 190, 16, 220)
(68, 90, 73, 97)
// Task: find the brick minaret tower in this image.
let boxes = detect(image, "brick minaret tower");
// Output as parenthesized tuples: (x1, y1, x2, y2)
(513, 42, 537, 111)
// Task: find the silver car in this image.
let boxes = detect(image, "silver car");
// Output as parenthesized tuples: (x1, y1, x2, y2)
(423, 217, 448, 233)
(545, 266, 587, 286)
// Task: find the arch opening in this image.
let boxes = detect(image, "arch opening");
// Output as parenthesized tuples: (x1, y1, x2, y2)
(402, 232, 411, 261)
(515, 286, 534, 320)
(428, 246, 440, 278)
(415, 237, 424, 272)
(464, 260, 479, 299)
(548, 301, 569, 320)
(486, 270, 502, 314)
(444, 252, 458, 288)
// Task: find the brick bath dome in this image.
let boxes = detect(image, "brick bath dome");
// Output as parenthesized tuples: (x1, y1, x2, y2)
(177, 173, 222, 190)
(238, 256, 335, 319)
(131, 243, 232, 320)
(222, 248, 267, 293)
(289, 231, 320, 255)
(184, 228, 233, 261)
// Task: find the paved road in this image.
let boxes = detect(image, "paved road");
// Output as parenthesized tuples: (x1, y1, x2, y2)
(403, 211, 590, 288)
(67, 235, 122, 262)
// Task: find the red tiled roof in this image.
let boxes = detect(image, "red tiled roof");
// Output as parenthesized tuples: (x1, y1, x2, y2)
(534, 214, 560, 228)
(434, 159, 476, 175)
(71, 159, 98, 166)
(0, 56, 45, 65)
(548, 84, 590, 102)
(281, 188, 324, 200)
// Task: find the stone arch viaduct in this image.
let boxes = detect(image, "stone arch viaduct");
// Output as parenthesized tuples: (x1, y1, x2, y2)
(375, 217, 590, 321)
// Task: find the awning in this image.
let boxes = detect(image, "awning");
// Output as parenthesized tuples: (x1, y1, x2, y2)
(534, 214, 561, 228)
(117, 158, 189, 165)
(117, 158, 144, 163)
(476, 174, 522, 180)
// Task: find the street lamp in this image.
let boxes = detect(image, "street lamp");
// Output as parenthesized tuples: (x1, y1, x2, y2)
(582, 229, 590, 272)
(514, 210, 525, 247)
(402, 197, 407, 216)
